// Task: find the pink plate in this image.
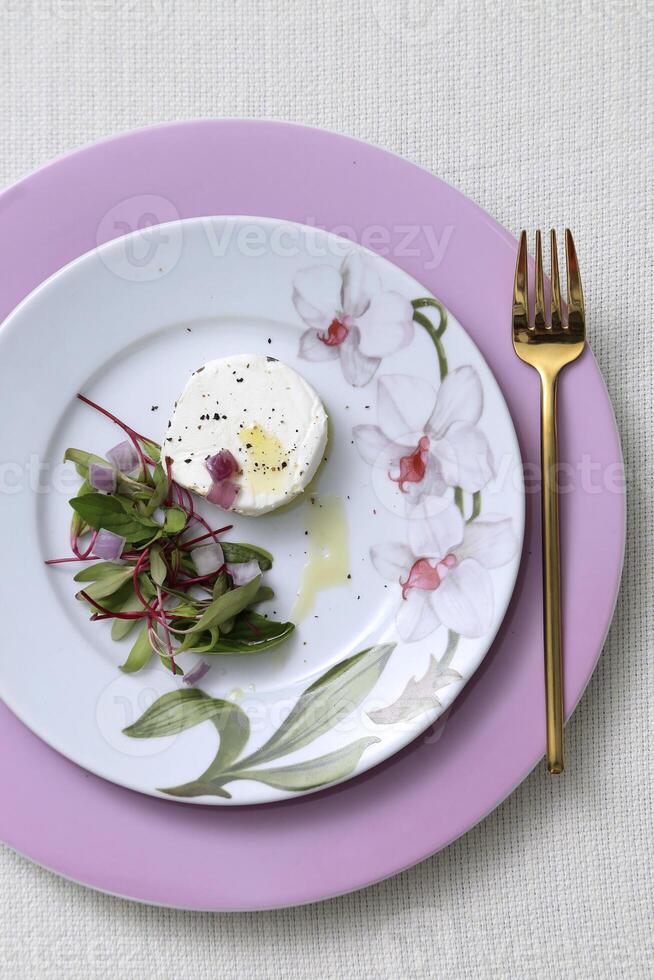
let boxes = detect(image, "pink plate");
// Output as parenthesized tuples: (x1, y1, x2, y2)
(0, 121, 624, 910)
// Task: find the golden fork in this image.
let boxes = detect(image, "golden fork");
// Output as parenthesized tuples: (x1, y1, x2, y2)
(512, 229, 586, 774)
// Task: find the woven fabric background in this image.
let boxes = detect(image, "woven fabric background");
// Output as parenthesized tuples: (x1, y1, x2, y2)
(0, 1, 651, 977)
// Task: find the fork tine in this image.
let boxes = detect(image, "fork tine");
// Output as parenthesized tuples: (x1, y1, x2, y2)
(550, 229, 562, 328)
(565, 229, 585, 334)
(513, 230, 529, 331)
(534, 230, 546, 329)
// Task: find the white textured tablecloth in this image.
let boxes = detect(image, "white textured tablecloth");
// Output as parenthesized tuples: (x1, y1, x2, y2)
(0, 1, 651, 977)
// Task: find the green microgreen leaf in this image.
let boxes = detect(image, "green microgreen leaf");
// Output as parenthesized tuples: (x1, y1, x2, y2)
(160, 655, 184, 675)
(70, 478, 93, 537)
(213, 570, 229, 599)
(149, 543, 167, 586)
(144, 462, 169, 516)
(74, 561, 135, 583)
(64, 447, 110, 478)
(139, 437, 161, 461)
(251, 585, 274, 605)
(173, 627, 221, 655)
(189, 574, 261, 633)
(53, 404, 290, 688)
(167, 602, 199, 619)
(79, 566, 135, 601)
(206, 612, 294, 654)
(221, 542, 273, 571)
(163, 506, 187, 534)
(70, 493, 158, 543)
(119, 624, 153, 671)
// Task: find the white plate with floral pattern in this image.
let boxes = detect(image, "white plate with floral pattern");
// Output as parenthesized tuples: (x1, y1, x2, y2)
(0, 217, 524, 804)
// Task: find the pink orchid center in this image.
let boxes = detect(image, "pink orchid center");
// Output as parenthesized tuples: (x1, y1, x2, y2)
(392, 435, 430, 492)
(318, 316, 350, 347)
(401, 553, 457, 599)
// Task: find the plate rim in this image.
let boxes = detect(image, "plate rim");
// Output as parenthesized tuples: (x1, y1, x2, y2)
(0, 212, 525, 805)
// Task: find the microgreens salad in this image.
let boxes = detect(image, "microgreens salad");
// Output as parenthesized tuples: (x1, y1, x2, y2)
(46, 394, 293, 677)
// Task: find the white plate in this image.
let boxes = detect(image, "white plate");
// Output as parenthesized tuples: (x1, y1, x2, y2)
(0, 217, 523, 805)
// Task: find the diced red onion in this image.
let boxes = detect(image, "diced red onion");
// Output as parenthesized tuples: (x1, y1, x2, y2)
(191, 542, 224, 576)
(183, 660, 211, 686)
(206, 450, 239, 482)
(107, 439, 140, 475)
(89, 463, 117, 493)
(207, 479, 239, 510)
(151, 507, 166, 525)
(92, 528, 126, 561)
(227, 560, 260, 586)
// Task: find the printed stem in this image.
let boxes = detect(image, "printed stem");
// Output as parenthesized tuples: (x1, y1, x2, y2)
(454, 488, 482, 522)
(412, 299, 485, 526)
(413, 310, 448, 381)
(468, 491, 481, 522)
(412, 297, 448, 381)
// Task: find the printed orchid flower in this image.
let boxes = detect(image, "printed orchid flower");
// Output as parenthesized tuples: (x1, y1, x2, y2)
(353, 368, 494, 502)
(371, 504, 518, 643)
(294, 252, 414, 387)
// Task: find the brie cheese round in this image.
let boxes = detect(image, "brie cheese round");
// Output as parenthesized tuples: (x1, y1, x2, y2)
(164, 354, 328, 516)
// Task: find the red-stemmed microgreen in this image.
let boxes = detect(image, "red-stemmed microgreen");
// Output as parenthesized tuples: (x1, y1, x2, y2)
(46, 396, 294, 675)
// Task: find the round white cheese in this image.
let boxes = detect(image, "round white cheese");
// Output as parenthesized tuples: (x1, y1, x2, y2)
(164, 354, 328, 516)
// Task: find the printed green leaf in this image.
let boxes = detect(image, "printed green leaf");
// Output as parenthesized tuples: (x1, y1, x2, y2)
(161, 700, 250, 797)
(205, 702, 251, 774)
(120, 625, 153, 673)
(126, 691, 250, 798)
(158, 780, 232, 799)
(225, 737, 379, 792)
(221, 542, 273, 571)
(239, 643, 395, 767)
(189, 574, 261, 633)
(123, 688, 231, 738)
(70, 493, 157, 543)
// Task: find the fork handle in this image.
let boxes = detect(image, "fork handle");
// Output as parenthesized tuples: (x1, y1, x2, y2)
(540, 371, 565, 773)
